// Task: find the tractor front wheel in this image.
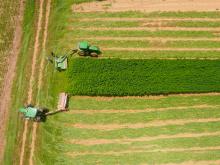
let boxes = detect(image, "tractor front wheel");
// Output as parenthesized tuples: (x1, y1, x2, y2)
(78, 50, 85, 56)
(90, 52, 98, 57)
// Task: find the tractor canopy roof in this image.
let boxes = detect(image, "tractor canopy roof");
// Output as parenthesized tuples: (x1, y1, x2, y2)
(19, 107, 38, 118)
(78, 41, 90, 50)
(89, 45, 101, 53)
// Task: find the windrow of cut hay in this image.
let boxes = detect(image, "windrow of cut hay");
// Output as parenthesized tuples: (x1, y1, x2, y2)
(68, 58, 220, 96)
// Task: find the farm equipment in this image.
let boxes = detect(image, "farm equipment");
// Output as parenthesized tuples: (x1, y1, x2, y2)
(19, 93, 68, 122)
(48, 41, 101, 71)
(47, 51, 74, 71)
(73, 41, 102, 57)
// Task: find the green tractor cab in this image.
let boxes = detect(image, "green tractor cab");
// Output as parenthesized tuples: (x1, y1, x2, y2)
(19, 105, 47, 122)
(77, 41, 101, 57)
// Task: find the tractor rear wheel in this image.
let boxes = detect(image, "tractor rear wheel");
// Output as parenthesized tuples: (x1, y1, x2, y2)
(34, 116, 42, 122)
(78, 50, 85, 56)
(90, 52, 98, 57)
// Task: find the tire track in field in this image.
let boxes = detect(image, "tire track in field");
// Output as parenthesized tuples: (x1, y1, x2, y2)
(19, 0, 44, 164)
(78, 18, 220, 22)
(69, 104, 219, 114)
(28, 0, 51, 164)
(70, 118, 220, 131)
(103, 48, 220, 51)
(75, 37, 220, 41)
(76, 27, 220, 31)
(0, 0, 24, 161)
(67, 146, 220, 157)
(69, 131, 220, 146)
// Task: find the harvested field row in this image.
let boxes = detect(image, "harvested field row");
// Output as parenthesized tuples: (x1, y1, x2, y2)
(78, 18, 220, 22)
(70, 118, 220, 130)
(72, 0, 220, 13)
(75, 37, 220, 41)
(72, 11, 220, 19)
(70, 29, 217, 38)
(67, 146, 220, 157)
(69, 131, 220, 146)
(77, 27, 220, 31)
(69, 104, 219, 114)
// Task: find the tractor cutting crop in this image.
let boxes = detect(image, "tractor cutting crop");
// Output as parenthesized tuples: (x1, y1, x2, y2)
(48, 41, 101, 71)
(74, 41, 101, 57)
(19, 93, 68, 122)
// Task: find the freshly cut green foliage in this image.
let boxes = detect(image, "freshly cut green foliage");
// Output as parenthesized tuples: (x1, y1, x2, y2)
(68, 58, 220, 96)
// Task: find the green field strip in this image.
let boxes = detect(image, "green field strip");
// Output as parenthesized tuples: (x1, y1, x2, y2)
(69, 95, 220, 110)
(71, 20, 220, 28)
(54, 120, 220, 139)
(69, 29, 216, 38)
(64, 135, 220, 154)
(67, 146, 220, 157)
(56, 108, 220, 124)
(65, 150, 220, 165)
(66, 132, 220, 147)
(71, 20, 140, 28)
(69, 105, 219, 114)
(65, 118, 220, 131)
(72, 11, 220, 19)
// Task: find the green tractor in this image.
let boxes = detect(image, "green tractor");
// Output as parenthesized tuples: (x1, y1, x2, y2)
(19, 105, 48, 122)
(74, 41, 102, 57)
(19, 93, 68, 122)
